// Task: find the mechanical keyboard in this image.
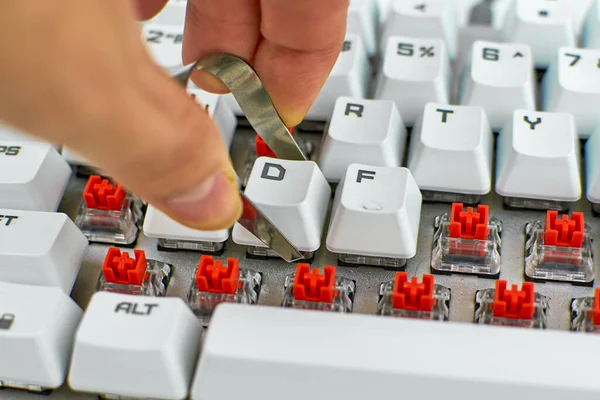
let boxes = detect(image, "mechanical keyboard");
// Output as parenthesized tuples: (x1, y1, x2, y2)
(4, 0, 600, 398)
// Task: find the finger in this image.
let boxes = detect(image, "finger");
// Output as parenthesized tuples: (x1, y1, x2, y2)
(183, 0, 347, 126)
(132, 0, 170, 20)
(0, 1, 242, 231)
(73, 60, 243, 231)
(256, 0, 348, 126)
(182, 0, 260, 93)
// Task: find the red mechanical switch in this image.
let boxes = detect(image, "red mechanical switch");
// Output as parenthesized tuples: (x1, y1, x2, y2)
(102, 248, 147, 286)
(195, 255, 240, 295)
(391, 272, 435, 312)
(449, 203, 489, 240)
(293, 264, 337, 303)
(544, 210, 584, 248)
(84, 175, 126, 211)
(593, 288, 600, 327)
(255, 127, 294, 158)
(492, 280, 535, 320)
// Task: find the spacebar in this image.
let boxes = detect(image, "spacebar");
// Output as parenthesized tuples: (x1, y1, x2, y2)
(192, 304, 600, 400)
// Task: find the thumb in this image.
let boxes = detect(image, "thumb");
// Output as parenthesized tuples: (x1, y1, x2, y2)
(0, 1, 242, 231)
(71, 61, 243, 231)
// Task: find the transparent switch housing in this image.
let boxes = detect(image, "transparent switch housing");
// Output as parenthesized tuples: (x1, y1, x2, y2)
(503, 197, 570, 211)
(475, 286, 549, 329)
(96, 259, 172, 297)
(76, 196, 144, 245)
(282, 268, 355, 313)
(432, 212, 502, 276)
(157, 238, 225, 253)
(188, 268, 262, 326)
(421, 190, 483, 205)
(524, 216, 594, 284)
(0, 381, 50, 395)
(377, 278, 450, 320)
(338, 253, 406, 269)
(570, 290, 600, 333)
(76, 175, 145, 246)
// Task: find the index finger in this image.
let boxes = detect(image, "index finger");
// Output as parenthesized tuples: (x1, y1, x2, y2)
(183, 0, 348, 126)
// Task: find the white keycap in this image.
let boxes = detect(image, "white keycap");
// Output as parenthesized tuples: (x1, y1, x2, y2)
(382, 0, 458, 59)
(0, 282, 82, 390)
(584, 126, 600, 203)
(377, 0, 392, 23)
(143, 205, 229, 244)
(191, 303, 600, 400)
(305, 34, 371, 121)
(0, 142, 71, 212)
(460, 40, 536, 131)
(61, 146, 94, 167)
(374, 36, 450, 125)
(496, 110, 581, 202)
(188, 85, 237, 148)
(326, 164, 422, 259)
(147, 0, 187, 26)
(502, 0, 575, 68)
(318, 97, 407, 182)
(0, 123, 37, 142)
(584, 0, 600, 48)
(455, 0, 512, 28)
(0, 209, 88, 292)
(69, 292, 201, 400)
(348, 0, 378, 56)
(407, 103, 494, 196)
(232, 157, 331, 253)
(542, 47, 600, 138)
(142, 24, 184, 70)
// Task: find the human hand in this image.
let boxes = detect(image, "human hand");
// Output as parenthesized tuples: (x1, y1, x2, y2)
(0, 0, 348, 230)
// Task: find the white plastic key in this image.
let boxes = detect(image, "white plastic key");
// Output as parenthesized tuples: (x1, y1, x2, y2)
(460, 40, 536, 131)
(454, 0, 512, 28)
(407, 103, 494, 196)
(147, 0, 187, 26)
(382, 0, 458, 59)
(191, 303, 600, 400)
(326, 164, 422, 259)
(502, 0, 575, 68)
(0, 208, 88, 293)
(61, 146, 94, 168)
(233, 157, 331, 253)
(318, 97, 407, 183)
(142, 24, 184, 70)
(0, 142, 71, 212)
(584, 0, 600, 48)
(348, 0, 378, 57)
(377, 0, 392, 23)
(584, 126, 600, 204)
(0, 282, 82, 391)
(542, 46, 600, 137)
(143, 205, 229, 245)
(305, 34, 371, 121)
(69, 292, 201, 400)
(188, 85, 237, 148)
(374, 36, 450, 125)
(496, 110, 581, 203)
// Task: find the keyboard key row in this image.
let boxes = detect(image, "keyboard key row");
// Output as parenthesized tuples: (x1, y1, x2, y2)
(4, 269, 600, 397)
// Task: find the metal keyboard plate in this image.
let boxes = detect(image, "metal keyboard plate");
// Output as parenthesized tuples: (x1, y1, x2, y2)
(2, 25, 598, 400)
(4, 127, 598, 399)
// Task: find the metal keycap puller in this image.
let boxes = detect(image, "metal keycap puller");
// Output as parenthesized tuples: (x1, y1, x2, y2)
(172, 53, 308, 262)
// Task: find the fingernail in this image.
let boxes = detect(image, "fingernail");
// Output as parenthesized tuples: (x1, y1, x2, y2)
(164, 169, 242, 230)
